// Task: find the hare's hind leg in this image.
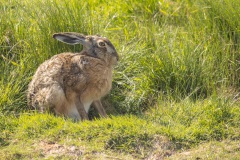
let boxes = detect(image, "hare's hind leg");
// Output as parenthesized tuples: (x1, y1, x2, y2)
(93, 100, 107, 118)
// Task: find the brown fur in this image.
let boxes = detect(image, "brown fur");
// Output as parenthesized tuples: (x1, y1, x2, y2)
(27, 32, 118, 120)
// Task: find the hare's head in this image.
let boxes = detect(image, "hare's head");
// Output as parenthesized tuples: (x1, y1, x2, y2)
(53, 32, 118, 65)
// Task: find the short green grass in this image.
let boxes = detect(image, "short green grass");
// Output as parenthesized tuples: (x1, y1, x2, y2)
(0, 99, 239, 159)
(0, 0, 239, 159)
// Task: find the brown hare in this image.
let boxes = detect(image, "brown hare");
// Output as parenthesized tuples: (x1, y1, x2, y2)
(27, 32, 118, 120)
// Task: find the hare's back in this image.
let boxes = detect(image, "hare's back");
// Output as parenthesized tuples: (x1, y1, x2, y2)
(28, 53, 76, 93)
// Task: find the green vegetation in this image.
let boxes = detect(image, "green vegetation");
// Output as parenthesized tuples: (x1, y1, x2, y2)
(0, 0, 239, 159)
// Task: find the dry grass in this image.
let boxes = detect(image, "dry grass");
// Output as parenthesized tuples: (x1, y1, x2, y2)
(168, 140, 240, 160)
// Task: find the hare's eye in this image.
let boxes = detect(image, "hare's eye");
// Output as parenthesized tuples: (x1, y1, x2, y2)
(99, 42, 105, 47)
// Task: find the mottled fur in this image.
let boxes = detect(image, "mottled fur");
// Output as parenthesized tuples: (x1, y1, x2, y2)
(27, 32, 118, 120)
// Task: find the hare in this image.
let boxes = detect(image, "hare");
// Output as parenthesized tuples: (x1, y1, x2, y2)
(27, 32, 118, 120)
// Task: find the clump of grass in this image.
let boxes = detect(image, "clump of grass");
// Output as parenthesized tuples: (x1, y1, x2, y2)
(106, 0, 240, 113)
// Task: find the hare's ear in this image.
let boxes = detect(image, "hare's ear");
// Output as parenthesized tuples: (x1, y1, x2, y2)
(53, 32, 86, 45)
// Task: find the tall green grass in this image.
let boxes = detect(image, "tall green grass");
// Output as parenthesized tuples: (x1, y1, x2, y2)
(0, 0, 239, 114)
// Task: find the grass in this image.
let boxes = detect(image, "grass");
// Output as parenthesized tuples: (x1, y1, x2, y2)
(0, 0, 239, 159)
(0, 99, 239, 159)
(167, 140, 240, 160)
(0, 114, 168, 159)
